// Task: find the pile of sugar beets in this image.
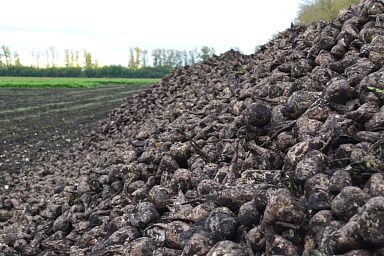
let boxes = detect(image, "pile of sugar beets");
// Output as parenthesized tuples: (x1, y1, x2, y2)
(1, 0, 384, 255)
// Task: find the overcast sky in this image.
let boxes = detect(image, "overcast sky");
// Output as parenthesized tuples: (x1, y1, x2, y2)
(0, 0, 302, 66)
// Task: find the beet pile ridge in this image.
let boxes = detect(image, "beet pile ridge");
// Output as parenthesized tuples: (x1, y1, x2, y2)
(1, 0, 384, 255)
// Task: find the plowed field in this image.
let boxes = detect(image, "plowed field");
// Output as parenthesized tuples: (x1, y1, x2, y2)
(0, 84, 151, 173)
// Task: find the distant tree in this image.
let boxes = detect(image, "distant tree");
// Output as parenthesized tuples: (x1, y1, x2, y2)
(182, 50, 188, 66)
(128, 48, 136, 69)
(161, 49, 168, 66)
(84, 50, 93, 69)
(64, 49, 80, 67)
(159, 49, 165, 67)
(164, 49, 175, 67)
(134, 47, 142, 69)
(49, 47, 58, 67)
(32, 49, 42, 68)
(141, 50, 148, 67)
(44, 49, 50, 67)
(14, 51, 21, 66)
(126, 47, 143, 69)
(70, 50, 76, 67)
(174, 50, 183, 67)
(152, 49, 162, 67)
(1, 45, 12, 67)
(200, 46, 215, 61)
(188, 49, 199, 65)
(75, 50, 80, 67)
(64, 49, 70, 67)
(297, 0, 360, 25)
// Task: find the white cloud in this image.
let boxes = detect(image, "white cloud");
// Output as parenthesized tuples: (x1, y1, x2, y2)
(0, 0, 302, 65)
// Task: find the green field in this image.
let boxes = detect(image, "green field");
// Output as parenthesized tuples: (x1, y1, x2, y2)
(0, 77, 160, 88)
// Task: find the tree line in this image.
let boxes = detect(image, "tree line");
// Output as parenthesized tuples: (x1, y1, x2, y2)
(0, 45, 216, 78)
(296, 0, 360, 25)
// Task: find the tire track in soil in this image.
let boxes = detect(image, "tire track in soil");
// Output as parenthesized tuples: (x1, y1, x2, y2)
(0, 85, 151, 174)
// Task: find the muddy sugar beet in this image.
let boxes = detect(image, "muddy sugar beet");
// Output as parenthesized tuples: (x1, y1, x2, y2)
(1, 0, 384, 255)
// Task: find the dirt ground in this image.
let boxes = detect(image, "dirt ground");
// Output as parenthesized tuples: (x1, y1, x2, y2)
(0, 84, 150, 174)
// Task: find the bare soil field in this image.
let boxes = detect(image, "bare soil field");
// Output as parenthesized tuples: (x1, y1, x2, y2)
(0, 84, 150, 173)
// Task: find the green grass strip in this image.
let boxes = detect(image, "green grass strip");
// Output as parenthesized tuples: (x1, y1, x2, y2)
(0, 77, 160, 88)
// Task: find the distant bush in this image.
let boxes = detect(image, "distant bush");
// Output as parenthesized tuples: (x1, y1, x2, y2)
(297, 0, 361, 25)
(0, 65, 172, 79)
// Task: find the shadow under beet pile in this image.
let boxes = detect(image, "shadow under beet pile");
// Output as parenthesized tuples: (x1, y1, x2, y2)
(1, 0, 384, 255)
